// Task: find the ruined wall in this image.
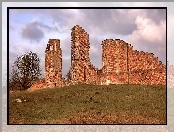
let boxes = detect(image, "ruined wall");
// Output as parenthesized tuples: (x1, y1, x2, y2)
(69, 25, 166, 86)
(70, 25, 89, 83)
(101, 39, 129, 85)
(84, 62, 100, 85)
(102, 39, 118, 85)
(70, 25, 99, 85)
(28, 25, 166, 92)
(45, 39, 62, 88)
(101, 39, 166, 85)
(128, 45, 166, 85)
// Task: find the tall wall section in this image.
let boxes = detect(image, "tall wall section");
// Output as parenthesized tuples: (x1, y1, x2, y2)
(70, 25, 99, 85)
(101, 39, 129, 85)
(45, 39, 62, 88)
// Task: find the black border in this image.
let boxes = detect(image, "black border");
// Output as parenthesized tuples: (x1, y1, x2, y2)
(7, 6, 167, 125)
(7, 7, 10, 125)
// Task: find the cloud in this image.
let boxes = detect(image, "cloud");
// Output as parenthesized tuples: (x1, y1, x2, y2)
(20, 18, 68, 43)
(21, 21, 44, 42)
(125, 15, 166, 64)
(133, 16, 165, 43)
(77, 9, 137, 36)
(146, 9, 166, 24)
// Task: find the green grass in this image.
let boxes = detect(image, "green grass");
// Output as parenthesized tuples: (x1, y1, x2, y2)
(9, 84, 166, 124)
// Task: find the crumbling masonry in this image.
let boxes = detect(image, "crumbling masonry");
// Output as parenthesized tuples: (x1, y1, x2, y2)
(45, 39, 62, 88)
(44, 25, 166, 88)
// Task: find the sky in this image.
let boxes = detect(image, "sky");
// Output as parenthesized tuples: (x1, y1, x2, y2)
(8, 8, 166, 77)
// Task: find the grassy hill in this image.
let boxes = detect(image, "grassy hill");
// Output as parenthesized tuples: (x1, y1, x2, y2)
(9, 84, 166, 124)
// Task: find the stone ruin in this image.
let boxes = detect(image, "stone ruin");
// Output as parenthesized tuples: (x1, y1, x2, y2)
(45, 39, 62, 88)
(29, 25, 166, 91)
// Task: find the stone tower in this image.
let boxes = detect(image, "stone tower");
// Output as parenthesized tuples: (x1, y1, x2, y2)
(70, 25, 90, 83)
(45, 39, 62, 88)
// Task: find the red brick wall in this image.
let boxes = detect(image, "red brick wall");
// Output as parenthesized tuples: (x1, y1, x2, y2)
(101, 39, 166, 85)
(101, 39, 128, 84)
(70, 25, 100, 85)
(45, 39, 62, 88)
(128, 46, 166, 85)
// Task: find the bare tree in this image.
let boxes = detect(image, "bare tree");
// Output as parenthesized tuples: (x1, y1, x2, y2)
(9, 51, 42, 91)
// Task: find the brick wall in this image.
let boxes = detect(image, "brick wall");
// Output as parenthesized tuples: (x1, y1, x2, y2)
(70, 25, 99, 85)
(101, 39, 166, 85)
(45, 39, 62, 88)
(101, 39, 128, 85)
(128, 45, 166, 85)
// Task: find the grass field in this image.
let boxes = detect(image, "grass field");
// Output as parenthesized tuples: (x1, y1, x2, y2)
(9, 84, 166, 124)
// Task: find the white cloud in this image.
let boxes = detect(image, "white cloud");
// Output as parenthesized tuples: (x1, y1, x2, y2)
(128, 16, 165, 44)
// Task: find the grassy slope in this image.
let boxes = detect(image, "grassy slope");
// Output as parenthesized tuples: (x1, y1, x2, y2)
(9, 84, 166, 124)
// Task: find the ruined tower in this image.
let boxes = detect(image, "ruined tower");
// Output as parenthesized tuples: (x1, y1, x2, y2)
(70, 25, 90, 83)
(45, 39, 62, 88)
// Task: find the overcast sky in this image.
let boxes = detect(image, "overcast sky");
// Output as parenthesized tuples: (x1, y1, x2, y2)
(8, 8, 166, 77)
